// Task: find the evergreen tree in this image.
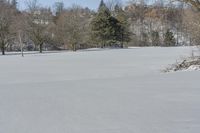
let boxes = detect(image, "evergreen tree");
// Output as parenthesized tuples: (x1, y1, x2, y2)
(90, 0, 119, 48)
(98, 0, 106, 11)
(164, 29, 176, 46)
(114, 4, 131, 48)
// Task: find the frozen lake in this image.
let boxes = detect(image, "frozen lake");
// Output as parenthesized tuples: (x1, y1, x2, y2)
(0, 47, 200, 133)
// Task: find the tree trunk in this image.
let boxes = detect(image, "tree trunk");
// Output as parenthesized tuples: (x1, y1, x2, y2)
(1, 43, 5, 55)
(2, 49, 5, 55)
(73, 44, 76, 51)
(101, 43, 103, 48)
(121, 34, 124, 48)
(120, 39, 124, 48)
(176, 30, 179, 46)
(19, 31, 24, 57)
(39, 43, 43, 53)
(101, 41, 104, 48)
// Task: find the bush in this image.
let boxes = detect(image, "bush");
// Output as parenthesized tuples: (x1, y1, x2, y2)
(164, 29, 176, 47)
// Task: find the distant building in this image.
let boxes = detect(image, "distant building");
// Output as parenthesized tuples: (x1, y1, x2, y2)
(33, 8, 53, 25)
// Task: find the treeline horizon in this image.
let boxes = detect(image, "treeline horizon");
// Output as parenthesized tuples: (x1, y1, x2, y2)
(0, 0, 200, 55)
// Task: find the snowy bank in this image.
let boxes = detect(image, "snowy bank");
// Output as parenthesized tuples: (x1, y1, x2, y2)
(163, 56, 200, 72)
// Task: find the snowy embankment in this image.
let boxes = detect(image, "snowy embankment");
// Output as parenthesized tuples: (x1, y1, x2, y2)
(0, 47, 200, 133)
(163, 47, 200, 72)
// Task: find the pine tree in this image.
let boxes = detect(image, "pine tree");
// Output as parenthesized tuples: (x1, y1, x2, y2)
(98, 0, 106, 11)
(114, 4, 131, 48)
(90, 0, 119, 48)
(164, 29, 176, 47)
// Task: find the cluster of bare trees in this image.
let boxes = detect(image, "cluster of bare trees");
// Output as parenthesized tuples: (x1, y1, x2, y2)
(0, 0, 94, 55)
(126, 0, 183, 46)
(0, 0, 200, 55)
(182, 0, 200, 46)
(55, 5, 93, 51)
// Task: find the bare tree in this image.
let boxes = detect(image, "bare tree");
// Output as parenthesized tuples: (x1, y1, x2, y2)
(176, 0, 200, 11)
(106, 0, 122, 11)
(55, 5, 92, 51)
(0, 1, 15, 55)
(25, 0, 39, 13)
(183, 9, 200, 45)
(26, 0, 53, 53)
(127, 0, 149, 46)
(11, 12, 28, 56)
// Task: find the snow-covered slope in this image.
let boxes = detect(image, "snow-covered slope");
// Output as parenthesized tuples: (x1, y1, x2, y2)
(0, 47, 200, 133)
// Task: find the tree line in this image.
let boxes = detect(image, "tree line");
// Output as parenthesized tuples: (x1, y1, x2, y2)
(0, 0, 200, 55)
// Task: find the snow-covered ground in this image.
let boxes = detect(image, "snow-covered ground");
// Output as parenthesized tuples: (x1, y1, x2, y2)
(0, 47, 200, 133)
